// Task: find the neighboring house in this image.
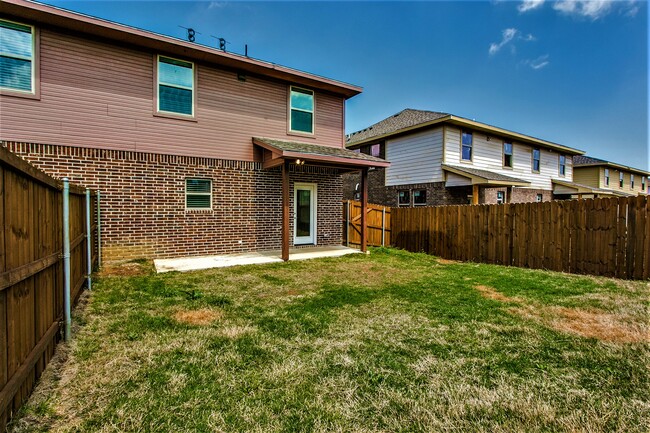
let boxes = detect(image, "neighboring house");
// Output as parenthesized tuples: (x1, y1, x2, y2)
(562, 155, 649, 198)
(343, 109, 585, 207)
(0, 0, 388, 261)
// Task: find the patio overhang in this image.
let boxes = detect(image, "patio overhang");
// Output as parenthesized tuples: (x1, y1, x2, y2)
(552, 179, 636, 197)
(442, 164, 531, 187)
(253, 137, 390, 172)
(252, 137, 390, 262)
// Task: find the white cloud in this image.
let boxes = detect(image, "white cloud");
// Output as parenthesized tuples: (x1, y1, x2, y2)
(526, 55, 550, 70)
(208, 2, 228, 9)
(518, 0, 545, 12)
(489, 28, 518, 55)
(551, 0, 640, 20)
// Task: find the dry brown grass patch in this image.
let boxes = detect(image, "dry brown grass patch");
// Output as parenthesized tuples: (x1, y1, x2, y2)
(474, 285, 519, 303)
(437, 258, 458, 265)
(99, 260, 152, 277)
(173, 308, 223, 326)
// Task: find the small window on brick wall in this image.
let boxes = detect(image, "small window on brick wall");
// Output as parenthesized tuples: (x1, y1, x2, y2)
(413, 189, 426, 206)
(186, 178, 212, 210)
(496, 191, 505, 204)
(398, 190, 410, 207)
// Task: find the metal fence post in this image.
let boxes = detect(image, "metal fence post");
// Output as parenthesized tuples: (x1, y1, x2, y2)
(85, 188, 92, 291)
(381, 207, 386, 247)
(62, 178, 71, 341)
(96, 190, 101, 268)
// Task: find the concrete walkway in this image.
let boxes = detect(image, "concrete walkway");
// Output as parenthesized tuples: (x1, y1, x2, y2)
(154, 245, 361, 273)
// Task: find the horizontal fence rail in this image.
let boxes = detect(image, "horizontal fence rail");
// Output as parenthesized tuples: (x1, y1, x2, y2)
(343, 200, 391, 249)
(0, 146, 98, 430)
(391, 196, 649, 280)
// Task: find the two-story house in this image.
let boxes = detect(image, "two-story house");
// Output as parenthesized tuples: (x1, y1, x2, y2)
(343, 109, 584, 206)
(557, 155, 649, 198)
(0, 0, 388, 261)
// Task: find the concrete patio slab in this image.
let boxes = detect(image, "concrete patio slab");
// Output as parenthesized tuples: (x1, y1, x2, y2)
(154, 245, 360, 273)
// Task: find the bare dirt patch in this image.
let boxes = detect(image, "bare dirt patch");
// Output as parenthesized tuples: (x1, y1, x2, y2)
(474, 285, 519, 303)
(437, 259, 458, 265)
(173, 308, 223, 326)
(99, 260, 153, 277)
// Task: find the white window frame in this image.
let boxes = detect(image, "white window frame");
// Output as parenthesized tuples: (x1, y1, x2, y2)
(532, 149, 541, 173)
(157, 55, 195, 117)
(289, 86, 315, 135)
(619, 172, 624, 188)
(630, 174, 634, 189)
(536, 194, 543, 202)
(496, 191, 505, 204)
(412, 189, 427, 206)
(0, 18, 37, 95)
(642, 176, 646, 192)
(559, 155, 566, 177)
(294, 182, 317, 245)
(461, 131, 473, 162)
(397, 190, 411, 207)
(185, 178, 212, 210)
(503, 142, 513, 168)
(604, 168, 610, 186)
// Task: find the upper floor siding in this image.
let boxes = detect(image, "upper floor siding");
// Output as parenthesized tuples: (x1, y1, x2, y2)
(574, 166, 649, 195)
(443, 126, 572, 190)
(0, 24, 346, 161)
(385, 128, 443, 186)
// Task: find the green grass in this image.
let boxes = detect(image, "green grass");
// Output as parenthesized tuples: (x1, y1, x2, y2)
(9, 248, 649, 433)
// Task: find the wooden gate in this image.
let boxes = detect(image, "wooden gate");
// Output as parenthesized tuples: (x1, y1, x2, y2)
(342, 200, 391, 248)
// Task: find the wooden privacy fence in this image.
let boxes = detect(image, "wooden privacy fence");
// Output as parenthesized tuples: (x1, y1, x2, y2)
(0, 147, 98, 430)
(392, 196, 650, 280)
(343, 200, 391, 248)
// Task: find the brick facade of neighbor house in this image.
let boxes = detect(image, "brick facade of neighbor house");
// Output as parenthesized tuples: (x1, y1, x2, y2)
(5, 142, 343, 261)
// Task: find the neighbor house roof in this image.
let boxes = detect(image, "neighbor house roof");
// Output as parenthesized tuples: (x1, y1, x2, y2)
(347, 109, 584, 155)
(442, 164, 530, 187)
(253, 137, 390, 170)
(573, 155, 650, 176)
(551, 179, 636, 197)
(1, 0, 362, 99)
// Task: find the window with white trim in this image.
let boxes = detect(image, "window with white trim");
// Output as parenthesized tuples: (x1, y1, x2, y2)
(0, 19, 35, 93)
(536, 194, 543, 202)
(631, 174, 635, 189)
(604, 168, 610, 186)
(619, 172, 624, 188)
(559, 155, 566, 176)
(642, 176, 646, 192)
(503, 142, 513, 168)
(289, 87, 314, 134)
(413, 190, 426, 206)
(185, 178, 212, 210)
(496, 191, 505, 204)
(157, 55, 194, 116)
(532, 149, 541, 172)
(398, 190, 410, 207)
(461, 131, 473, 161)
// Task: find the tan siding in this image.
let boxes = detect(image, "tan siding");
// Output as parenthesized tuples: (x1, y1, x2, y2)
(573, 167, 601, 188)
(0, 27, 345, 161)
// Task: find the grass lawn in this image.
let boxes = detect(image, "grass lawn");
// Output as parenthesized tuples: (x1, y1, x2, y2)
(9, 248, 649, 432)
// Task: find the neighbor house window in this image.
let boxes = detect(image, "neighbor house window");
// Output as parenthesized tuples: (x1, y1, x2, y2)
(503, 142, 513, 168)
(619, 172, 624, 188)
(370, 143, 381, 157)
(185, 179, 212, 210)
(630, 174, 634, 189)
(559, 155, 566, 176)
(289, 86, 314, 134)
(604, 169, 610, 186)
(157, 55, 194, 116)
(642, 176, 646, 192)
(413, 190, 426, 206)
(398, 190, 410, 207)
(461, 131, 473, 161)
(0, 19, 35, 93)
(496, 191, 505, 204)
(536, 194, 543, 202)
(532, 149, 540, 172)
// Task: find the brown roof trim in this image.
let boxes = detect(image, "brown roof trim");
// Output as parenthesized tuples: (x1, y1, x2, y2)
(253, 137, 390, 170)
(1, 0, 362, 99)
(348, 114, 584, 156)
(551, 179, 637, 196)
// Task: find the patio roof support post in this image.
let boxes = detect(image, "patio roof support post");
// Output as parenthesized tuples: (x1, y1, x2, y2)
(360, 167, 368, 253)
(472, 184, 479, 205)
(282, 160, 290, 261)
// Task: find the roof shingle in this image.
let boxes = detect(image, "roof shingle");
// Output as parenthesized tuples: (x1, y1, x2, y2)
(253, 137, 388, 164)
(346, 109, 448, 145)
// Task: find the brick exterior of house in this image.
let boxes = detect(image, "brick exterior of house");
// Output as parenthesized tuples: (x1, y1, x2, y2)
(4, 141, 342, 261)
(343, 168, 550, 207)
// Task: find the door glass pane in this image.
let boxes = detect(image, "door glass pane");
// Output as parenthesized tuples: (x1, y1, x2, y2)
(296, 189, 311, 237)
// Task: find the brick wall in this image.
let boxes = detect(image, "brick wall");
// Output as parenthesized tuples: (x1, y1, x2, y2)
(4, 142, 342, 261)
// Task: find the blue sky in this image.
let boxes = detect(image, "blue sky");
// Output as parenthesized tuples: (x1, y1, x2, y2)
(44, 1, 648, 170)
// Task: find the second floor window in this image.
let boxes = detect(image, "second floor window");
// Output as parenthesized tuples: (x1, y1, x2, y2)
(503, 143, 513, 168)
(619, 172, 624, 188)
(532, 149, 541, 172)
(559, 155, 566, 176)
(642, 176, 646, 192)
(289, 87, 314, 134)
(0, 19, 35, 93)
(604, 168, 610, 186)
(158, 56, 194, 116)
(631, 174, 635, 189)
(370, 143, 381, 157)
(461, 131, 473, 161)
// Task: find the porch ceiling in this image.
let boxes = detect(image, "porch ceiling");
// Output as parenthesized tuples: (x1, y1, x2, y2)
(253, 137, 390, 172)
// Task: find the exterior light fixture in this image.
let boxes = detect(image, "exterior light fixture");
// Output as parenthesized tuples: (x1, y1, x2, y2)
(295, 159, 305, 165)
